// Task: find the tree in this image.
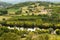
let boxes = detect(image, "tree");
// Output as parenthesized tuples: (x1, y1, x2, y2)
(26, 32, 34, 40)
(15, 10, 22, 14)
(38, 34, 49, 40)
(2, 18, 6, 21)
(0, 32, 21, 40)
(0, 9, 8, 15)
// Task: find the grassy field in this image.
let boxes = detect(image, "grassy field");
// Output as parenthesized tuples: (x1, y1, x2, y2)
(0, 16, 12, 21)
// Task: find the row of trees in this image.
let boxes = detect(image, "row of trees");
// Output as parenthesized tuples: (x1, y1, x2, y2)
(0, 9, 8, 15)
(0, 20, 60, 29)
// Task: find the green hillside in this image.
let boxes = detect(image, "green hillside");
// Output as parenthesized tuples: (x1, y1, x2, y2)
(0, 1, 60, 29)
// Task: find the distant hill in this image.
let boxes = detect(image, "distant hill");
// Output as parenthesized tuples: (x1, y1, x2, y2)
(7, 1, 54, 9)
(0, 1, 12, 8)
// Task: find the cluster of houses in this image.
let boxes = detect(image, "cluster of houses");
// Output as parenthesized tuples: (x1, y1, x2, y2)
(19, 3, 52, 15)
(8, 3, 53, 15)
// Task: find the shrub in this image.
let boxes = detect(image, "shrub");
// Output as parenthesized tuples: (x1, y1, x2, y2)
(56, 29, 60, 35)
(0, 32, 21, 40)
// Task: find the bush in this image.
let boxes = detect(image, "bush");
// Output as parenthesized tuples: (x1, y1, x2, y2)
(38, 34, 49, 40)
(56, 29, 60, 35)
(0, 32, 21, 40)
(35, 29, 49, 34)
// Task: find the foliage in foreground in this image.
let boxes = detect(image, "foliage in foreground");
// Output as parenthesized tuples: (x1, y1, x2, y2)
(0, 27, 60, 40)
